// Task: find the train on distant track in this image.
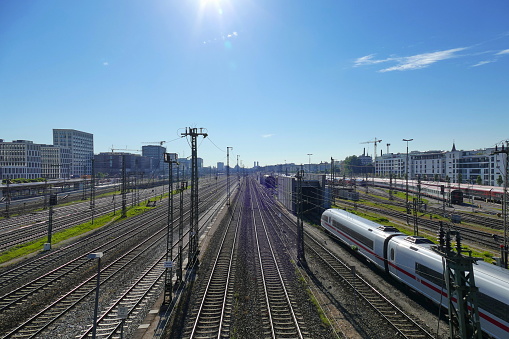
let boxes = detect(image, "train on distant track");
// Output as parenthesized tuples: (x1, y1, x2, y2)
(321, 208, 509, 338)
(372, 178, 506, 205)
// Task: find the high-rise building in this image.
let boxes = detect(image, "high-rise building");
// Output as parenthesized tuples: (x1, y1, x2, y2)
(217, 162, 225, 172)
(94, 152, 152, 177)
(53, 129, 94, 178)
(142, 145, 167, 176)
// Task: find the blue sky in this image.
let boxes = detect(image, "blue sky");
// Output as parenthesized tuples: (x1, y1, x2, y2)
(1, 0, 508, 168)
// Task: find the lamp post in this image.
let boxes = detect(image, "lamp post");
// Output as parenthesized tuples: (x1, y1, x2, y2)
(227, 147, 233, 206)
(88, 252, 103, 339)
(403, 138, 413, 223)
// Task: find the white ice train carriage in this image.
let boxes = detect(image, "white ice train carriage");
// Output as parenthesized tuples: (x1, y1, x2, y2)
(321, 208, 509, 338)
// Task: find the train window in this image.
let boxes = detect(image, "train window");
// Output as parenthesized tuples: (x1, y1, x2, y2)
(415, 262, 445, 288)
(478, 292, 509, 323)
(334, 221, 374, 250)
(390, 248, 394, 261)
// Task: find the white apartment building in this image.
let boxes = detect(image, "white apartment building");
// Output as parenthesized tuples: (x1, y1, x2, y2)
(0, 140, 42, 180)
(375, 143, 507, 186)
(53, 129, 94, 177)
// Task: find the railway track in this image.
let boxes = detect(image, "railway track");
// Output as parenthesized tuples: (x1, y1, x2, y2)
(0, 186, 162, 252)
(257, 184, 435, 338)
(184, 178, 242, 338)
(364, 186, 504, 231)
(0, 177, 231, 337)
(337, 194, 503, 251)
(251, 180, 306, 338)
(178, 178, 325, 338)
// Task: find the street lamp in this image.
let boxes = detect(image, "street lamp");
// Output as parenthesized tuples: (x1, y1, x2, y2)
(403, 138, 413, 223)
(227, 147, 233, 206)
(88, 252, 104, 339)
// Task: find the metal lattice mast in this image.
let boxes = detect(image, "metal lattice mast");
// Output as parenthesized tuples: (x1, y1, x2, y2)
(121, 155, 127, 218)
(493, 141, 509, 268)
(177, 180, 186, 284)
(435, 222, 482, 339)
(296, 168, 305, 265)
(163, 153, 178, 305)
(181, 127, 208, 268)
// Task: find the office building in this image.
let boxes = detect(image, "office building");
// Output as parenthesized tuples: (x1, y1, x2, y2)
(53, 129, 94, 178)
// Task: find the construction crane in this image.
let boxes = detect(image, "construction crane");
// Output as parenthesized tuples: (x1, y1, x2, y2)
(361, 138, 383, 178)
(360, 138, 383, 157)
(142, 141, 167, 146)
(110, 146, 141, 153)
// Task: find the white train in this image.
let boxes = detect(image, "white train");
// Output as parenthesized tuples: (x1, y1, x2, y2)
(321, 208, 509, 338)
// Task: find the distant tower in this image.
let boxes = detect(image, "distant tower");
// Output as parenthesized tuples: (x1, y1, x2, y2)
(452, 142, 457, 152)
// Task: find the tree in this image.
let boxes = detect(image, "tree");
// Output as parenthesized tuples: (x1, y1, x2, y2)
(497, 175, 504, 187)
(476, 175, 483, 185)
(342, 155, 363, 176)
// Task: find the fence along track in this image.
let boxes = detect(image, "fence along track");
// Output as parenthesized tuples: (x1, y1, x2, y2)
(186, 180, 244, 338)
(249, 178, 305, 339)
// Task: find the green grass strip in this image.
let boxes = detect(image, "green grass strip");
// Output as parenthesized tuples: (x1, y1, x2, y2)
(0, 202, 156, 265)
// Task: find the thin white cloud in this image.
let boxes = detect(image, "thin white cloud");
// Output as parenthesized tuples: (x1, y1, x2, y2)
(103, 62, 109, 66)
(262, 134, 274, 138)
(378, 48, 467, 72)
(354, 54, 396, 67)
(496, 48, 509, 55)
(471, 60, 494, 67)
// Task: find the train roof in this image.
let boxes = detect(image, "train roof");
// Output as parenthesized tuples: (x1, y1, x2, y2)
(324, 208, 404, 235)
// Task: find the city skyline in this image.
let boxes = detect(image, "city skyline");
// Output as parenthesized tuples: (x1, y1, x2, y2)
(1, 1, 508, 167)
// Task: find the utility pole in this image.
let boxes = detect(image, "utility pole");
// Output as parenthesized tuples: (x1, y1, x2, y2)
(4, 179, 10, 218)
(296, 168, 306, 266)
(435, 222, 482, 339)
(237, 154, 240, 182)
(330, 157, 335, 206)
(493, 141, 509, 268)
(176, 180, 186, 284)
(413, 175, 421, 236)
(163, 153, 178, 306)
(227, 147, 233, 206)
(181, 127, 208, 268)
(389, 173, 393, 200)
(90, 159, 96, 224)
(403, 138, 413, 223)
(44, 189, 58, 251)
(121, 155, 127, 218)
